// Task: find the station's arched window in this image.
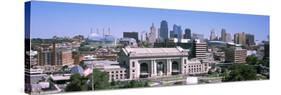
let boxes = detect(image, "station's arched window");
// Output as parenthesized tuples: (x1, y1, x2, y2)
(132, 61, 135, 67)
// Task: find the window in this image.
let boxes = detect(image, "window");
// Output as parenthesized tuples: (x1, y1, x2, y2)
(184, 59, 187, 64)
(116, 71, 119, 73)
(132, 70, 135, 72)
(132, 61, 135, 67)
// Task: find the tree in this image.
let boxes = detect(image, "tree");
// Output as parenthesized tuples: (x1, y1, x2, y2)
(110, 79, 116, 86)
(262, 57, 270, 67)
(223, 64, 257, 82)
(246, 55, 270, 67)
(92, 69, 111, 90)
(246, 56, 258, 65)
(65, 74, 89, 91)
(122, 80, 149, 88)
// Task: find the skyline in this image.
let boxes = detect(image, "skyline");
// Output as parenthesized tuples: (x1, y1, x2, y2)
(30, 1, 269, 41)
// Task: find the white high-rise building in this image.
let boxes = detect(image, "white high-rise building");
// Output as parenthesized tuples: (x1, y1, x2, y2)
(225, 33, 232, 42)
(148, 23, 157, 44)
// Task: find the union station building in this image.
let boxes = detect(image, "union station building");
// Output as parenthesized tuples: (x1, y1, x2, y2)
(118, 47, 210, 80)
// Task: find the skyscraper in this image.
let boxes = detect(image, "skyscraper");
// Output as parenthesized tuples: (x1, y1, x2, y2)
(234, 33, 239, 44)
(234, 32, 246, 46)
(172, 24, 183, 42)
(148, 23, 157, 44)
(246, 34, 255, 46)
(184, 28, 191, 39)
(123, 32, 139, 42)
(159, 20, 169, 42)
(172, 24, 178, 38)
(178, 26, 183, 42)
(225, 33, 232, 42)
(170, 30, 175, 38)
(210, 29, 216, 40)
(221, 29, 227, 42)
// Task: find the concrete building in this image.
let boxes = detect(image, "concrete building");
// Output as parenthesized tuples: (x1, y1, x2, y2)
(60, 49, 74, 65)
(234, 32, 246, 46)
(192, 40, 207, 59)
(118, 47, 189, 80)
(119, 38, 138, 48)
(225, 33, 232, 42)
(247, 50, 257, 56)
(168, 38, 191, 43)
(225, 47, 247, 63)
(29, 50, 38, 66)
(37, 43, 74, 66)
(188, 58, 209, 75)
(84, 60, 127, 82)
(213, 52, 225, 62)
(103, 64, 126, 82)
(123, 32, 139, 42)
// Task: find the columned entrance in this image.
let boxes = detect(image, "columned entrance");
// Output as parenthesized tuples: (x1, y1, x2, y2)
(140, 63, 149, 78)
(157, 62, 165, 76)
(172, 61, 180, 75)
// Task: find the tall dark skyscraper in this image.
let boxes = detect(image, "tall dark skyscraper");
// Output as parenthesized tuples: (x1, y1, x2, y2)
(123, 32, 139, 42)
(172, 24, 183, 42)
(184, 28, 191, 39)
(246, 34, 255, 46)
(172, 24, 178, 38)
(210, 30, 216, 40)
(264, 41, 269, 59)
(159, 20, 169, 42)
(221, 28, 227, 42)
(170, 30, 175, 38)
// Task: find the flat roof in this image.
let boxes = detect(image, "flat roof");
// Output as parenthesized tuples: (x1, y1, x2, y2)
(123, 47, 188, 57)
(50, 74, 71, 81)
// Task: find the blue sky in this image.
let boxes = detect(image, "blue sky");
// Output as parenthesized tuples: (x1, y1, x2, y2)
(29, 1, 269, 41)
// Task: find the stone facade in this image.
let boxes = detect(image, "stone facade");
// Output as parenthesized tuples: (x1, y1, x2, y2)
(118, 47, 190, 80)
